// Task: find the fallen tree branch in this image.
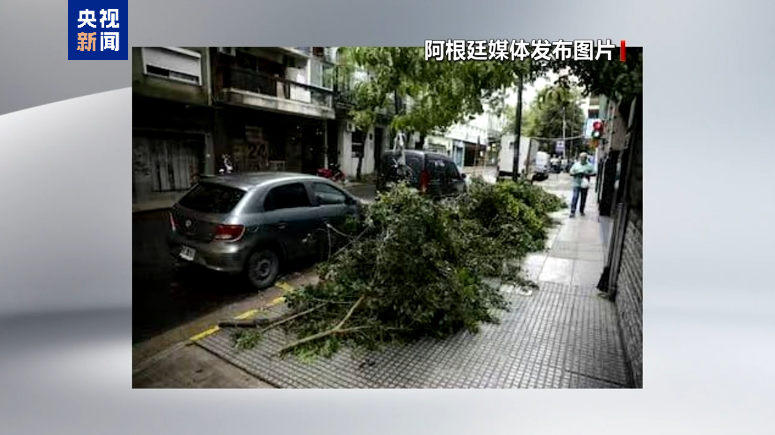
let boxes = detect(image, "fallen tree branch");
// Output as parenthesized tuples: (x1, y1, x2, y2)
(334, 295, 366, 330)
(277, 295, 367, 355)
(218, 303, 327, 330)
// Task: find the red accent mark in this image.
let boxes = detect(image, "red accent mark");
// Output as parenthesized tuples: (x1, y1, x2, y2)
(620, 40, 627, 61)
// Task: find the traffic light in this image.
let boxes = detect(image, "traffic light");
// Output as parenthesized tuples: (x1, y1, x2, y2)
(591, 120, 604, 139)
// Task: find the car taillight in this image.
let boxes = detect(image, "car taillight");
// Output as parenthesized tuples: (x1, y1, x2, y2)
(169, 213, 177, 231)
(214, 224, 245, 241)
(419, 170, 430, 193)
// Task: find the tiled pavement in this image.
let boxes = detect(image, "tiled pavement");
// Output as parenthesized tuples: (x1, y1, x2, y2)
(195, 175, 634, 388)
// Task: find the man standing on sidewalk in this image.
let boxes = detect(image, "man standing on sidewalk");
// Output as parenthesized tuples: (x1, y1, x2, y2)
(569, 152, 596, 218)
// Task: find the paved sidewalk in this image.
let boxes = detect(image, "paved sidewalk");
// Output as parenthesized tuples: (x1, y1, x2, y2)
(191, 175, 633, 388)
(132, 269, 319, 388)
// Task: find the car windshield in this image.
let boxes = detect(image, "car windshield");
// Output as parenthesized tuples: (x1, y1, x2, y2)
(381, 153, 421, 184)
(178, 182, 246, 214)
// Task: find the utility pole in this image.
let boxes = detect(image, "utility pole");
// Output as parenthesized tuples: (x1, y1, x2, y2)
(562, 106, 566, 159)
(511, 73, 524, 182)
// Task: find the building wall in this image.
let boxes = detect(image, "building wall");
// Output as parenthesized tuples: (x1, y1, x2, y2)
(445, 122, 488, 146)
(424, 135, 452, 155)
(337, 122, 390, 177)
(613, 97, 643, 388)
(132, 95, 215, 209)
(132, 47, 211, 106)
(616, 211, 643, 388)
(216, 107, 326, 175)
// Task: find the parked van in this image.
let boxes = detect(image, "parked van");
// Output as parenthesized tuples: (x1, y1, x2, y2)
(532, 151, 550, 182)
(377, 150, 467, 199)
(497, 135, 531, 178)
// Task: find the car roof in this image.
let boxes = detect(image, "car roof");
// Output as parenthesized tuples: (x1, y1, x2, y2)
(199, 172, 325, 191)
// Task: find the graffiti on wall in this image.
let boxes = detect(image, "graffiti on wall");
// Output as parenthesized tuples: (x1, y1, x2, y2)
(242, 126, 270, 171)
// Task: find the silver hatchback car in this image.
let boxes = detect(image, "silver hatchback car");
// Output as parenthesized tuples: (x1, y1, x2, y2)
(168, 172, 362, 289)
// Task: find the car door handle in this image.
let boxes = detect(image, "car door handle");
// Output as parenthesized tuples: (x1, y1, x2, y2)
(277, 222, 287, 230)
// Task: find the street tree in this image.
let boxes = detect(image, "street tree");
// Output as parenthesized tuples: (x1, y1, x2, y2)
(548, 48, 643, 104)
(501, 84, 586, 152)
(335, 46, 642, 141)
(335, 47, 537, 148)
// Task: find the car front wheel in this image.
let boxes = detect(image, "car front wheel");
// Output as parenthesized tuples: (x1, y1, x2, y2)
(246, 249, 280, 290)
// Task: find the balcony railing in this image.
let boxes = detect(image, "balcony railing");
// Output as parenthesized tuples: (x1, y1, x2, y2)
(222, 66, 333, 108)
(335, 88, 358, 108)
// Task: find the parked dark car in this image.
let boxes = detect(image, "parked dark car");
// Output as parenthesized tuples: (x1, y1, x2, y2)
(377, 150, 467, 199)
(168, 172, 363, 290)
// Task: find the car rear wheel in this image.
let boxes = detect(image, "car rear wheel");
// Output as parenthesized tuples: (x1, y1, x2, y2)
(246, 249, 280, 290)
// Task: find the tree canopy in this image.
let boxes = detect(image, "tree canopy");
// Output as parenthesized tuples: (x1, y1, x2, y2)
(335, 46, 642, 138)
(502, 84, 586, 141)
(336, 47, 536, 135)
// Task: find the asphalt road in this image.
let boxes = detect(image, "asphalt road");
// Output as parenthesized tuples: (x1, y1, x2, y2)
(132, 183, 377, 344)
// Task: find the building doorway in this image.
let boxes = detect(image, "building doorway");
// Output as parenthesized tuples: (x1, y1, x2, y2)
(327, 120, 339, 168)
(373, 127, 384, 168)
(301, 122, 326, 175)
(132, 132, 205, 205)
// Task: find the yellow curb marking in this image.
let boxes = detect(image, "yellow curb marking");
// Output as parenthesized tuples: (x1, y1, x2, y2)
(188, 281, 297, 341)
(276, 281, 294, 293)
(233, 309, 258, 320)
(189, 326, 220, 342)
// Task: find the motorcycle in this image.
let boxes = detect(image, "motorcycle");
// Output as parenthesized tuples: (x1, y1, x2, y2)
(317, 162, 347, 185)
(218, 154, 234, 175)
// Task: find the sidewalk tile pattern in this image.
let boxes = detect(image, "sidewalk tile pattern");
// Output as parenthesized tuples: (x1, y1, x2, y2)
(196, 281, 632, 388)
(194, 175, 635, 388)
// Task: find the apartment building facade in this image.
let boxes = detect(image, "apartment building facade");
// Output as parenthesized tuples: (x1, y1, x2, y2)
(132, 47, 215, 209)
(132, 46, 337, 210)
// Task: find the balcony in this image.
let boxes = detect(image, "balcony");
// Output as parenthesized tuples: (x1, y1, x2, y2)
(268, 47, 312, 61)
(335, 88, 358, 108)
(219, 66, 335, 120)
(334, 87, 396, 122)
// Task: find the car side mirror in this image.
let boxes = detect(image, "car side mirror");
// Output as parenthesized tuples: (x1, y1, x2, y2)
(461, 173, 467, 179)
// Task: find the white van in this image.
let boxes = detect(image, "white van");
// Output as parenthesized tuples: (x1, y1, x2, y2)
(497, 135, 531, 178)
(532, 151, 550, 181)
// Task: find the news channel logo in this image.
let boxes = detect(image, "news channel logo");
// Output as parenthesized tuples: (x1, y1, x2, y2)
(68, 0, 128, 60)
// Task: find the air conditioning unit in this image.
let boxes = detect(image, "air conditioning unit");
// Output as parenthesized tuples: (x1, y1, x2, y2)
(219, 47, 236, 56)
(345, 122, 356, 132)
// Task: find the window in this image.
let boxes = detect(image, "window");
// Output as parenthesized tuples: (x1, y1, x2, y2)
(310, 58, 335, 90)
(309, 58, 324, 88)
(404, 154, 423, 182)
(142, 47, 202, 85)
(264, 183, 311, 211)
(178, 183, 246, 214)
(425, 157, 446, 180)
(444, 161, 461, 180)
(313, 183, 347, 205)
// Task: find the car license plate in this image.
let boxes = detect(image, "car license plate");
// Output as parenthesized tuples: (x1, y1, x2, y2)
(179, 246, 196, 261)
